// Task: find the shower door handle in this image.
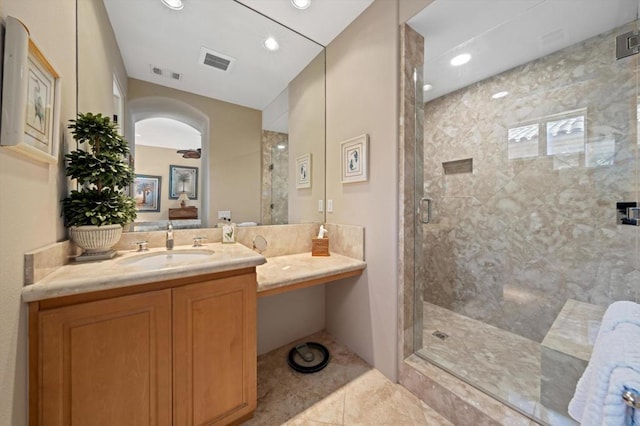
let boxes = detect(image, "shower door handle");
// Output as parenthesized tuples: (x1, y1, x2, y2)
(420, 198, 432, 224)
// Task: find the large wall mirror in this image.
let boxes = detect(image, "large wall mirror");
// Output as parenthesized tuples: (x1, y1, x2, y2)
(77, 0, 326, 231)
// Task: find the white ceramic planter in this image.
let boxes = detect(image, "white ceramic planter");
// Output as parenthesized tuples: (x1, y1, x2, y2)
(70, 224, 123, 254)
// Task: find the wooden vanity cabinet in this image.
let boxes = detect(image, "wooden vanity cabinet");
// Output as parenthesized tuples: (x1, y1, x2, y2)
(29, 269, 257, 426)
(173, 274, 257, 425)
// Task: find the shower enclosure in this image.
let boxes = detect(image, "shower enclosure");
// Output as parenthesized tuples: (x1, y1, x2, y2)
(408, 1, 640, 424)
(261, 130, 289, 225)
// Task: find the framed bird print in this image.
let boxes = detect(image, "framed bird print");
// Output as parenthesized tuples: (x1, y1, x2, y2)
(0, 17, 61, 164)
(340, 134, 369, 183)
(295, 153, 311, 189)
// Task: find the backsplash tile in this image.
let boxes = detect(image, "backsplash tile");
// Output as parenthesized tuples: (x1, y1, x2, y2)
(24, 241, 80, 285)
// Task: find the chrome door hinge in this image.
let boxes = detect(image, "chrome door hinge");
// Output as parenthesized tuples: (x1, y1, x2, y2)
(616, 31, 640, 60)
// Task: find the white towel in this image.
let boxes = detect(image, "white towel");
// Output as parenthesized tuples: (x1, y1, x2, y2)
(568, 322, 640, 426)
(598, 301, 640, 335)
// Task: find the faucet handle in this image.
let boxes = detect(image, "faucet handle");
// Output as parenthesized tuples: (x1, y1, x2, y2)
(193, 236, 207, 247)
(131, 241, 149, 251)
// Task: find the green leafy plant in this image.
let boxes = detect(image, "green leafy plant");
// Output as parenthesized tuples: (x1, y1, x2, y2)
(62, 113, 137, 227)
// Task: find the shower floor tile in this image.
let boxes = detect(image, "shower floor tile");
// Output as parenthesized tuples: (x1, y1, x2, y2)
(242, 330, 452, 425)
(418, 302, 577, 425)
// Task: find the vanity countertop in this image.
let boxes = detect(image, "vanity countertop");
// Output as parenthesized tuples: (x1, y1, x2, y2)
(256, 252, 366, 297)
(22, 243, 367, 303)
(22, 243, 266, 303)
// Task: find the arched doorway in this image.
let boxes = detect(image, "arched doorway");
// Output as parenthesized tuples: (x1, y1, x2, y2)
(127, 97, 210, 226)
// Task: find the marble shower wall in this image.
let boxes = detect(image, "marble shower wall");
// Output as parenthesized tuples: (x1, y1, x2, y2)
(422, 21, 640, 342)
(261, 130, 289, 225)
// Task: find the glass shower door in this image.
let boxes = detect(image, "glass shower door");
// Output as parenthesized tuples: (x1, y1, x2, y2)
(411, 1, 640, 424)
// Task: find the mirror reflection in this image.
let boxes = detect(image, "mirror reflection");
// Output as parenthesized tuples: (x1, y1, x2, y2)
(77, 0, 326, 231)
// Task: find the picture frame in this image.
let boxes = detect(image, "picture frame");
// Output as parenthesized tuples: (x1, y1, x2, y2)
(295, 153, 311, 189)
(0, 17, 61, 164)
(169, 165, 198, 199)
(134, 175, 162, 212)
(340, 134, 369, 183)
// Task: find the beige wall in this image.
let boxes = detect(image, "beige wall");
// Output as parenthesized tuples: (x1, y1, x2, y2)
(288, 51, 326, 224)
(257, 286, 325, 355)
(0, 1, 76, 424)
(325, 0, 400, 381)
(134, 145, 202, 221)
(77, 0, 127, 120)
(0, 4, 410, 423)
(128, 79, 262, 225)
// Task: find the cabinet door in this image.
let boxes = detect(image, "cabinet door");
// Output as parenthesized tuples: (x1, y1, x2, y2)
(39, 289, 172, 426)
(173, 274, 257, 425)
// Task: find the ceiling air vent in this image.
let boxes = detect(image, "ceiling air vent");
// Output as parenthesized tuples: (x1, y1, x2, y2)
(199, 47, 235, 72)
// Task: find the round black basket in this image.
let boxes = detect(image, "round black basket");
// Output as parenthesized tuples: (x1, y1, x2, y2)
(287, 342, 330, 374)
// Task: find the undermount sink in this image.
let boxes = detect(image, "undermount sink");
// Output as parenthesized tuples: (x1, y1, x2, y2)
(118, 249, 215, 269)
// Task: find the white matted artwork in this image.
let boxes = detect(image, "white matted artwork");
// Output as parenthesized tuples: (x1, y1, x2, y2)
(340, 134, 369, 183)
(296, 153, 311, 189)
(0, 17, 61, 164)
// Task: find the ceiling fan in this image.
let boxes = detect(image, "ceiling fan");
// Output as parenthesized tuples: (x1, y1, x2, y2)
(176, 148, 201, 159)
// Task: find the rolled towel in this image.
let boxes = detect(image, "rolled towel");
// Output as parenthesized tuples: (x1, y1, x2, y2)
(598, 301, 640, 335)
(568, 322, 640, 426)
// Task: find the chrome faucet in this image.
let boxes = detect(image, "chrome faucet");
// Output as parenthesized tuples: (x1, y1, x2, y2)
(166, 221, 174, 250)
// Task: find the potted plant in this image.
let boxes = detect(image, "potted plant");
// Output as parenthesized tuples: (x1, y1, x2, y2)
(62, 112, 137, 258)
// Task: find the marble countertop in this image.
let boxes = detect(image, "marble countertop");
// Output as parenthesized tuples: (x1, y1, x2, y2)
(257, 252, 366, 294)
(22, 244, 367, 303)
(22, 243, 266, 303)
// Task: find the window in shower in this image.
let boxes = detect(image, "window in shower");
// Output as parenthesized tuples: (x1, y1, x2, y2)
(546, 111, 586, 170)
(508, 123, 539, 159)
(546, 114, 585, 156)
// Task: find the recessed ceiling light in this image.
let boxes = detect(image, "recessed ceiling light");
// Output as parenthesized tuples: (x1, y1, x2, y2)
(264, 37, 279, 51)
(161, 0, 183, 10)
(491, 91, 509, 99)
(450, 53, 471, 66)
(291, 0, 311, 10)
(423, 84, 433, 92)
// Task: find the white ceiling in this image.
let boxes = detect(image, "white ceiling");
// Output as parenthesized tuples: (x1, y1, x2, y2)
(235, 0, 375, 46)
(103, 0, 373, 147)
(136, 117, 201, 151)
(408, 0, 640, 102)
(103, 0, 372, 111)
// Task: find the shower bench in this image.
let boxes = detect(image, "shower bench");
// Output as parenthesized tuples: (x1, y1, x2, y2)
(540, 299, 606, 417)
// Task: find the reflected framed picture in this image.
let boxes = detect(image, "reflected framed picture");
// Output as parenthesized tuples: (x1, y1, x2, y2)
(169, 165, 198, 199)
(134, 175, 161, 212)
(296, 153, 311, 189)
(0, 17, 61, 164)
(340, 134, 369, 183)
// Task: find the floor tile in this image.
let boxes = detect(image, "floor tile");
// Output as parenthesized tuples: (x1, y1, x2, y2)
(243, 330, 451, 425)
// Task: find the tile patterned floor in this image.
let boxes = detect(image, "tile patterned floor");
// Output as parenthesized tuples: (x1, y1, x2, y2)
(242, 330, 452, 425)
(418, 302, 576, 426)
